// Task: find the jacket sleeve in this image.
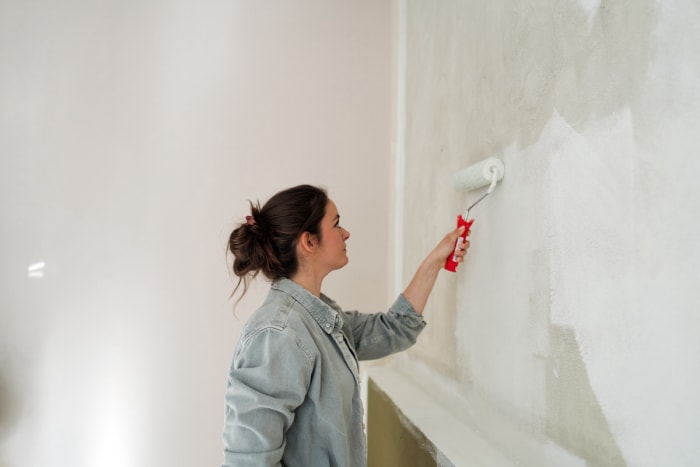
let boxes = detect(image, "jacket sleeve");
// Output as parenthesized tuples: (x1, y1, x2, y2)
(343, 293, 427, 361)
(222, 326, 313, 467)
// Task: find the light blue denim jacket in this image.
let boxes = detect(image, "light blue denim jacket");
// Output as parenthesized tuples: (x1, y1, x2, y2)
(222, 278, 426, 467)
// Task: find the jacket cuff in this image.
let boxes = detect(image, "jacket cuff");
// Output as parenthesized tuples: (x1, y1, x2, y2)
(393, 294, 427, 328)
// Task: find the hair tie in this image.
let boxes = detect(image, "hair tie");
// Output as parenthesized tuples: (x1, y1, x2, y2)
(245, 215, 256, 225)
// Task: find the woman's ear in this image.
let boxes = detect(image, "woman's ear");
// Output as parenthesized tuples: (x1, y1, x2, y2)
(297, 232, 318, 255)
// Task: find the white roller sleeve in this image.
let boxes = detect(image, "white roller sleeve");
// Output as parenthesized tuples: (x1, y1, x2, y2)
(452, 157, 505, 192)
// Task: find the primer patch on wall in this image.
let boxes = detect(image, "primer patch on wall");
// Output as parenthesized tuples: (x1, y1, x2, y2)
(547, 107, 700, 466)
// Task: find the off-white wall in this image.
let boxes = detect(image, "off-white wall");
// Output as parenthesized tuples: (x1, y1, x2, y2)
(0, 2, 392, 466)
(389, 0, 700, 466)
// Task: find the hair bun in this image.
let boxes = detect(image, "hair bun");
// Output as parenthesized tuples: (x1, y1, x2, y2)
(228, 185, 328, 302)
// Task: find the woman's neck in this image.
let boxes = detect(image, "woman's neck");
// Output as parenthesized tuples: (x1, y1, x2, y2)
(290, 269, 324, 298)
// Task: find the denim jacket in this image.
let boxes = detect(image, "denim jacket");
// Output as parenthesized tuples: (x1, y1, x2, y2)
(222, 278, 426, 467)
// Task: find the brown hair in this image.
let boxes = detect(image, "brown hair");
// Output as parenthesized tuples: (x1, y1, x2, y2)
(228, 184, 328, 300)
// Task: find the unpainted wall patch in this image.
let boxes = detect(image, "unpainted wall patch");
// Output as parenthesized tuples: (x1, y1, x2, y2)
(546, 325, 626, 466)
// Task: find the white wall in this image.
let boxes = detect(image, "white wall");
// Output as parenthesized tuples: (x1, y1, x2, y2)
(388, 0, 700, 466)
(0, 2, 392, 466)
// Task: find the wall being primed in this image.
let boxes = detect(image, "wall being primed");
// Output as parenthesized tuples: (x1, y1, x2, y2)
(387, 1, 700, 465)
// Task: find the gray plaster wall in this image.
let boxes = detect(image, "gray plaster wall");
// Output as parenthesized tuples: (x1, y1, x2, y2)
(391, 1, 700, 465)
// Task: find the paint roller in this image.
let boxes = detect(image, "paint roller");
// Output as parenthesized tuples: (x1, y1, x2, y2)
(445, 157, 505, 271)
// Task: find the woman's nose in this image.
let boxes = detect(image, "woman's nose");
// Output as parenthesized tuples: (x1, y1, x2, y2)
(343, 228, 350, 240)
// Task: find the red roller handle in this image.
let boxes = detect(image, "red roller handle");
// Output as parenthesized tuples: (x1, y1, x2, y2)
(444, 215, 474, 272)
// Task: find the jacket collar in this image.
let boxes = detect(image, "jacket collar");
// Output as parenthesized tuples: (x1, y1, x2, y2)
(272, 278, 342, 334)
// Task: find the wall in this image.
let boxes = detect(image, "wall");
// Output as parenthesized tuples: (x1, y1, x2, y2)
(0, 1, 392, 466)
(384, 0, 700, 466)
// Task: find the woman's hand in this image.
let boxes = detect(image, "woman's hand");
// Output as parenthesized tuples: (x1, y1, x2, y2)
(428, 225, 470, 268)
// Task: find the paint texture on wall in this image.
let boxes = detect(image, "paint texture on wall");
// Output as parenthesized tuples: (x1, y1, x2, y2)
(389, 1, 700, 465)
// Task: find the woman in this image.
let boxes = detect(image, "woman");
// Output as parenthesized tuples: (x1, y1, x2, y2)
(222, 185, 468, 467)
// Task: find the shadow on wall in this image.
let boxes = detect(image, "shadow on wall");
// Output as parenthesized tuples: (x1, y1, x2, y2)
(547, 326, 626, 467)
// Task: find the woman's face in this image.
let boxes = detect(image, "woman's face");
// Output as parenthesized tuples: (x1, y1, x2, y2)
(316, 199, 350, 272)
